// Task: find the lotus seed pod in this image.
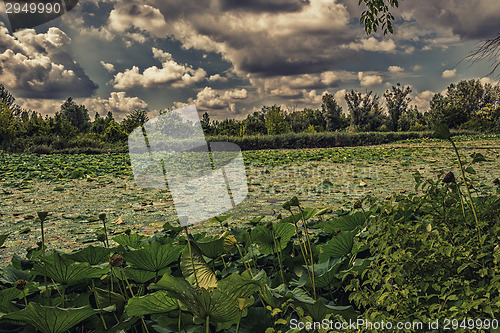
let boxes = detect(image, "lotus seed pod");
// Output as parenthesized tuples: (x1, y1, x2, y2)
(443, 171, 456, 183)
(14, 280, 27, 290)
(353, 199, 362, 209)
(109, 254, 124, 267)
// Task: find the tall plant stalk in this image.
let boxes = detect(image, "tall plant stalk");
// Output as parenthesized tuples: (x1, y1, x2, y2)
(99, 213, 110, 248)
(269, 225, 286, 285)
(449, 139, 481, 238)
(184, 227, 200, 288)
(37, 212, 50, 304)
(287, 207, 315, 300)
(297, 205, 316, 300)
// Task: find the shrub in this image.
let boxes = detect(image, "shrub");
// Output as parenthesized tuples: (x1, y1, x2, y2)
(346, 176, 500, 327)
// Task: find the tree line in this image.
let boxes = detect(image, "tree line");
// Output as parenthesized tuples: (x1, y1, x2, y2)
(204, 80, 500, 136)
(0, 79, 499, 153)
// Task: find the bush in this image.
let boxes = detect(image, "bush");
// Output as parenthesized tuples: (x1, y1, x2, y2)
(104, 121, 127, 143)
(346, 176, 500, 326)
(30, 144, 53, 154)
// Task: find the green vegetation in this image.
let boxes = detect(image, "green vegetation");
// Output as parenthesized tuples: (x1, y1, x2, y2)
(0, 127, 499, 332)
(1, 80, 499, 153)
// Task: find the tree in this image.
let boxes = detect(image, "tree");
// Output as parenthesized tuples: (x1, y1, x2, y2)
(0, 99, 19, 142)
(241, 111, 267, 135)
(426, 93, 446, 128)
(90, 112, 107, 134)
(264, 105, 290, 135)
(467, 35, 500, 77)
(345, 90, 385, 131)
(213, 118, 241, 136)
(50, 112, 76, 137)
(122, 109, 149, 134)
(105, 111, 114, 123)
(0, 84, 22, 116)
(384, 83, 412, 131)
(59, 98, 91, 133)
(358, 0, 400, 35)
(0, 84, 15, 108)
(286, 108, 325, 133)
(398, 105, 426, 131)
(22, 111, 49, 136)
(321, 93, 343, 131)
(200, 112, 212, 135)
(104, 120, 127, 142)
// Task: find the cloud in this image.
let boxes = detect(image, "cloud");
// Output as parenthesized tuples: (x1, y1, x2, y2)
(333, 89, 348, 113)
(175, 87, 249, 116)
(100, 61, 115, 73)
(83, 91, 148, 120)
(479, 77, 500, 86)
(208, 74, 228, 82)
(107, 3, 169, 41)
(15, 98, 65, 116)
(219, 0, 309, 13)
(358, 72, 383, 87)
(113, 48, 206, 89)
(250, 70, 348, 96)
(412, 65, 422, 71)
(0, 23, 98, 99)
(411, 90, 435, 111)
(347, 37, 396, 52)
(153, 0, 354, 77)
(388, 66, 404, 73)
(404, 46, 415, 54)
(395, 0, 500, 40)
(442, 69, 457, 79)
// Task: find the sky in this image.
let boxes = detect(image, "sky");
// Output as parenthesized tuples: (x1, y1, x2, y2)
(1, 0, 500, 121)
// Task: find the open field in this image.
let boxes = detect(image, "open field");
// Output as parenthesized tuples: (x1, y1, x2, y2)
(1, 136, 499, 265)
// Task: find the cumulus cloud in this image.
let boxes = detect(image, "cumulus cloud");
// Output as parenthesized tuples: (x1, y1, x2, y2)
(333, 89, 349, 113)
(100, 61, 115, 73)
(347, 37, 396, 52)
(411, 90, 435, 111)
(0, 23, 97, 98)
(107, 3, 169, 42)
(175, 87, 249, 116)
(250, 71, 349, 96)
(113, 48, 206, 89)
(358, 72, 383, 87)
(388, 66, 404, 73)
(83, 92, 148, 120)
(479, 77, 500, 86)
(15, 98, 65, 116)
(442, 69, 457, 79)
(208, 74, 228, 82)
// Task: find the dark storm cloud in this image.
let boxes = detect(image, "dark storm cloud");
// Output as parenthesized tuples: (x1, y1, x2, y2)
(236, 55, 349, 77)
(405, 0, 500, 40)
(219, 0, 309, 13)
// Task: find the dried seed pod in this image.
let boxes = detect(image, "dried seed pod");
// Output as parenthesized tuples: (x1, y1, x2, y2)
(443, 171, 456, 184)
(15, 280, 27, 290)
(109, 254, 124, 267)
(353, 199, 362, 209)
